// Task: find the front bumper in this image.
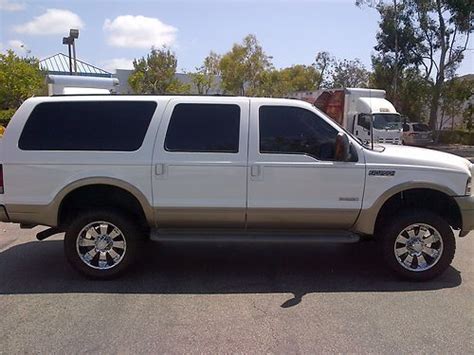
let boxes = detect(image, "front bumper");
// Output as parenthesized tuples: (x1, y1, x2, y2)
(454, 196, 474, 236)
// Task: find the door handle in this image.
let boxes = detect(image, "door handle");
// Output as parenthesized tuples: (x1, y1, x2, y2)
(250, 165, 260, 177)
(155, 163, 165, 175)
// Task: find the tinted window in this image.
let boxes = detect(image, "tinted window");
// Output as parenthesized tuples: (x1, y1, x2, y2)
(413, 123, 430, 132)
(259, 106, 338, 160)
(403, 123, 410, 132)
(19, 101, 156, 151)
(165, 104, 240, 153)
(358, 114, 371, 130)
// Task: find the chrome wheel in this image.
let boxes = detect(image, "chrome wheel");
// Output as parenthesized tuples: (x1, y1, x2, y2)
(76, 221, 127, 270)
(393, 223, 443, 272)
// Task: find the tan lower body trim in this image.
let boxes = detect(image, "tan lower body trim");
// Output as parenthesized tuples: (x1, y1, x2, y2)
(155, 207, 246, 228)
(155, 207, 360, 230)
(246, 208, 359, 229)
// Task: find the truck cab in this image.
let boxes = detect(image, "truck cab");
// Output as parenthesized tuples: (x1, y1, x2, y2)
(308, 88, 403, 145)
(350, 89, 402, 145)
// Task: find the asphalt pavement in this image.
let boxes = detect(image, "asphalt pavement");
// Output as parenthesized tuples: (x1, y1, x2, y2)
(0, 223, 473, 353)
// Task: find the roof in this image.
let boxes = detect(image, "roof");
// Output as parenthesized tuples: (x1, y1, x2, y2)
(40, 53, 112, 78)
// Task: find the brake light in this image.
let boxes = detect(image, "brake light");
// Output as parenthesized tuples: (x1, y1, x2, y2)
(0, 164, 4, 194)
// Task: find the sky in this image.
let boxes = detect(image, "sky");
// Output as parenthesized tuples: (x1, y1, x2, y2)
(0, 0, 472, 75)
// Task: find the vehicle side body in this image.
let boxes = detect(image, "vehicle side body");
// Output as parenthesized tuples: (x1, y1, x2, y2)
(0, 95, 473, 279)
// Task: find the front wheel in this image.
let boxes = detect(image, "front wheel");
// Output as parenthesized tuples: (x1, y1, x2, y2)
(64, 210, 141, 279)
(380, 210, 455, 281)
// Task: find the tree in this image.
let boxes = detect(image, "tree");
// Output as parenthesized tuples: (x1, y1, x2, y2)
(252, 64, 320, 97)
(0, 50, 44, 110)
(314, 51, 334, 89)
(219, 34, 272, 95)
(371, 56, 431, 122)
(330, 58, 370, 88)
(188, 51, 221, 95)
(359, 0, 473, 129)
(414, 0, 472, 129)
(464, 102, 473, 133)
(128, 47, 190, 94)
(281, 65, 320, 93)
(439, 76, 474, 130)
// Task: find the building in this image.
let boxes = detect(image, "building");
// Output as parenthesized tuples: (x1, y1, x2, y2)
(39, 53, 118, 95)
(40, 53, 113, 78)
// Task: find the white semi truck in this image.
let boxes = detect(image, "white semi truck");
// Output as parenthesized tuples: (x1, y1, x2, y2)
(295, 88, 403, 145)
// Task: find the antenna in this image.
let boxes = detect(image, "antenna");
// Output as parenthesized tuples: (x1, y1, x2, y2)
(370, 88, 374, 150)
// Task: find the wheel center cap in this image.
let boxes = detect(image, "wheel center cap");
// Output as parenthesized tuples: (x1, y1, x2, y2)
(412, 240, 423, 253)
(96, 235, 112, 251)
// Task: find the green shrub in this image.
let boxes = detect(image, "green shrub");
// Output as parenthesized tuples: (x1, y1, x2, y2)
(0, 108, 16, 126)
(437, 130, 474, 145)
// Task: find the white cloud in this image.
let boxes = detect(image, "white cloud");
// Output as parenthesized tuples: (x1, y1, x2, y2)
(103, 15, 177, 49)
(101, 58, 134, 73)
(8, 39, 25, 51)
(14, 8, 84, 35)
(0, 0, 25, 11)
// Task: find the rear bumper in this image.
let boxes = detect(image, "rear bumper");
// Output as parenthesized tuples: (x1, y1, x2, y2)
(0, 205, 10, 223)
(454, 196, 474, 236)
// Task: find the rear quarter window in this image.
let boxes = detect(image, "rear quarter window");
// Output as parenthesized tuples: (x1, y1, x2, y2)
(19, 101, 157, 151)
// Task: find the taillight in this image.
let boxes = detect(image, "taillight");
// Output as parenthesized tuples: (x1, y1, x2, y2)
(0, 164, 4, 194)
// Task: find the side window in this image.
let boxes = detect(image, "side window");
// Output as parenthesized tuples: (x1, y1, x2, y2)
(403, 123, 410, 132)
(165, 103, 240, 153)
(19, 101, 156, 151)
(259, 106, 339, 161)
(358, 114, 371, 130)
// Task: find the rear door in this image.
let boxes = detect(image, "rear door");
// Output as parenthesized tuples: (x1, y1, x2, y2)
(151, 97, 250, 228)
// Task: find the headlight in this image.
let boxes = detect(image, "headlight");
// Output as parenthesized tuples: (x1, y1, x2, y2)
(467, 177, 472, 196)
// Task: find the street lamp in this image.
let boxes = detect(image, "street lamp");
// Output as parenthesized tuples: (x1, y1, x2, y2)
(62, 29, 79, 75)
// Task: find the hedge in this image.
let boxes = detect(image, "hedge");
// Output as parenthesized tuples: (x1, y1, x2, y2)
(0, 108, 16, 127)
(436, 130, 474, 145)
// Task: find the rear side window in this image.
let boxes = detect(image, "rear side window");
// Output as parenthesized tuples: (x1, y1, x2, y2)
(165, 103, 240, 153)
(19, 101, 157, 151)
(413, 123, 430, 132)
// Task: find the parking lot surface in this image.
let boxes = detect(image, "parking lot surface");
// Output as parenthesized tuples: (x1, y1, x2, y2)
(0, 223, 472, 353)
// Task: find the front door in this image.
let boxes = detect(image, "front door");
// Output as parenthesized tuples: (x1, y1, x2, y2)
(247, 102, 366, 229)
(152, 98, 249, 228)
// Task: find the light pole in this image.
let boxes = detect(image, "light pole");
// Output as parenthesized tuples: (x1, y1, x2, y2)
(62, 29, 79, 75)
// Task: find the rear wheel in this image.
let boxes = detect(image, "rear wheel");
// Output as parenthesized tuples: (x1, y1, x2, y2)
(380, 210, 455, 281)
(64, 210, 141, 279)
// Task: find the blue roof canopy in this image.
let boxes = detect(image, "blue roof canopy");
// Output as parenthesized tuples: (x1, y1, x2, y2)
(40, 53, 112, 78)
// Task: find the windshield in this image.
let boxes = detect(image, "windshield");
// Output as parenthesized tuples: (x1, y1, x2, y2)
(373, 114, 401, 130)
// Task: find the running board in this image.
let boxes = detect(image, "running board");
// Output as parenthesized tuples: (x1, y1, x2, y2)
(150, 230, 360, 243)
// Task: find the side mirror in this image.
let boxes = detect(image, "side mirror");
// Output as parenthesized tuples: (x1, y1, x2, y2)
(335, 132, 351, 162)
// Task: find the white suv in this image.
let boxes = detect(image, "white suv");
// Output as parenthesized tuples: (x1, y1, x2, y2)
(0, 96, 473, 280)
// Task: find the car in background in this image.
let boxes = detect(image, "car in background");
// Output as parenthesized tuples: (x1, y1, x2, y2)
(402, 122, 434, 146)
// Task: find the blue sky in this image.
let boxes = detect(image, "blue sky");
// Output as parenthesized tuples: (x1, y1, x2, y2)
(1, 0, 472, 75)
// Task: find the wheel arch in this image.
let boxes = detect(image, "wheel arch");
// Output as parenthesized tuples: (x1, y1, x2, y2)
(55, 177, 154, 228)
(353, 182, 461, 236)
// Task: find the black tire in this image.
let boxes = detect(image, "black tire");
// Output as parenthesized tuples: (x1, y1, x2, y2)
(379, 209, 455, 281)
(64, 209, 141, 279)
